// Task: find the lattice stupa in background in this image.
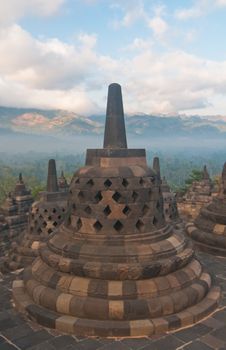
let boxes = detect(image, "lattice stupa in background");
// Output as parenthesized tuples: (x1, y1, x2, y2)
(187, 162, 226, 256)
(0, 174, 33, 256)
(153, 157, 179, 223)
(7, 160, 69, 270)
(178, 166, 213, 221)
(13, 83, 220, 337)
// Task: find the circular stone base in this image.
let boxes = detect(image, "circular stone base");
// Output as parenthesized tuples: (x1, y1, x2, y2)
(186, 223, 226, 257)
(13, 279, 221, 338)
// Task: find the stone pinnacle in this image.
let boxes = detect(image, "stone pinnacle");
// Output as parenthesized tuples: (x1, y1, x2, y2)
(203, 165, 209, 180)
(153, 157, 161, 181)
(19, 173, 23, 183)
(103, 83, 127, 149)
(47, 159, 59, 192)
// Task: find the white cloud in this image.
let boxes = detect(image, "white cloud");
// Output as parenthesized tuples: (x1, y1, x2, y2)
(0, 77, 99, 115)
(0, 0, 65, 24)
(216, 0, 226, 6)
(148, 16, 168, 38)
(2, 23, 226, 116)
(111, 0, 146, 28)
(0, 25, 98, 90)
(176, 0, 226, 20)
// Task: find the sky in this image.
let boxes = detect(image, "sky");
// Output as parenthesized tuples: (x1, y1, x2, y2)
(1, 0, 226, 116)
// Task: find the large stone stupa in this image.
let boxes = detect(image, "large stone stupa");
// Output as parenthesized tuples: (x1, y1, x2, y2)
(13, 83, 220, 337)
(7, 160, 69, 270)
(186, 163, 226, 256)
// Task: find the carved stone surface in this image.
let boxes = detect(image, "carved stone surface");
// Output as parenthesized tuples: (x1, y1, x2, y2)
(6, 160, 69, 271)
(186, 163, 226, 256)
(13, 83, 220, 337)
(178, 166, 213, 221)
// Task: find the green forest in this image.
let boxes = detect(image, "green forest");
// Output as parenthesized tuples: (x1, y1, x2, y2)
(0, 149, 224, 205)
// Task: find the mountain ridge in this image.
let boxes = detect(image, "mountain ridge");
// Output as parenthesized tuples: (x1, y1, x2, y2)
(0, 106, 226, 139)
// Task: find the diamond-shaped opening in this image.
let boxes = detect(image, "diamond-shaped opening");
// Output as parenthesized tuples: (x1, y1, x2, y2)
(87, 179, 94, 187)
(104, 179, 112, 188)
(114, 220, 123, 232)
(52, 208, 56, 213)
(150, 176, 155, 184)
(36, 208, 39, 213)
(122, 178, 129, 187)
(72, 203, 76, 210)
(62, 208, 65, 212)
(156, 201, 161, 210)
(44, 209, 48, 213)
(93, 220, 103, 232)
(142, 204, 149, 216)
(76, 218, 82, 231)
(75, 178, 80, 184)
(48, 216, 52, 220)
(153, 216, 158, 225)
(136, 219, 145, 232)
(39, 214, 43, 219)
(48, 228, 53, 234)
(84, 206, 92, 215)
(53, 221, 58, 227)
(95, 191, 103, 203)
(123, 205, 131, 216)
(58, 215, 62, 220)
(139, 178, 145, 186)
(103, 205, 111, 216)
(38, 228, 42, 234)
(42, 222, 47, 228)
(78, 191, 85, 201)
(132, 191, 138, 202)
(112, 191, 122, 203)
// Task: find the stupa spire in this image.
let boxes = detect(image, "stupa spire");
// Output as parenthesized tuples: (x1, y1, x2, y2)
(153, 157, 161, 180)
(47, 159, 59, 192)
(103, 83, 127, 149)
(19, 173, 23, 183)
(203, 165, 210, 180)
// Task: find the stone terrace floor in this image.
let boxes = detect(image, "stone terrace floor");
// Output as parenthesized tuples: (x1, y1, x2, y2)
(1, 252, 226, 350)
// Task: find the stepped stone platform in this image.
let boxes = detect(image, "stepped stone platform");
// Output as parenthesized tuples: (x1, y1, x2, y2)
(178, 166, 213, 221)
(186, 163, 226, 256)
(0, 174, 33, 257)
(5, 160, 69, 271)
(13, 83, 220, 338)
(0, 252, 225, 350)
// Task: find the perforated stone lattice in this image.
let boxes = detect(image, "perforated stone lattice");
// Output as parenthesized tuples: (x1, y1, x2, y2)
(67, 176, 164, 234)
(29, 204, 66, 237)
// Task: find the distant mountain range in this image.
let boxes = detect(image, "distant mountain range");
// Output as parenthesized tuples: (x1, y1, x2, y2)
(1, 106, 226, 140)
(2, 106, 226, 155)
